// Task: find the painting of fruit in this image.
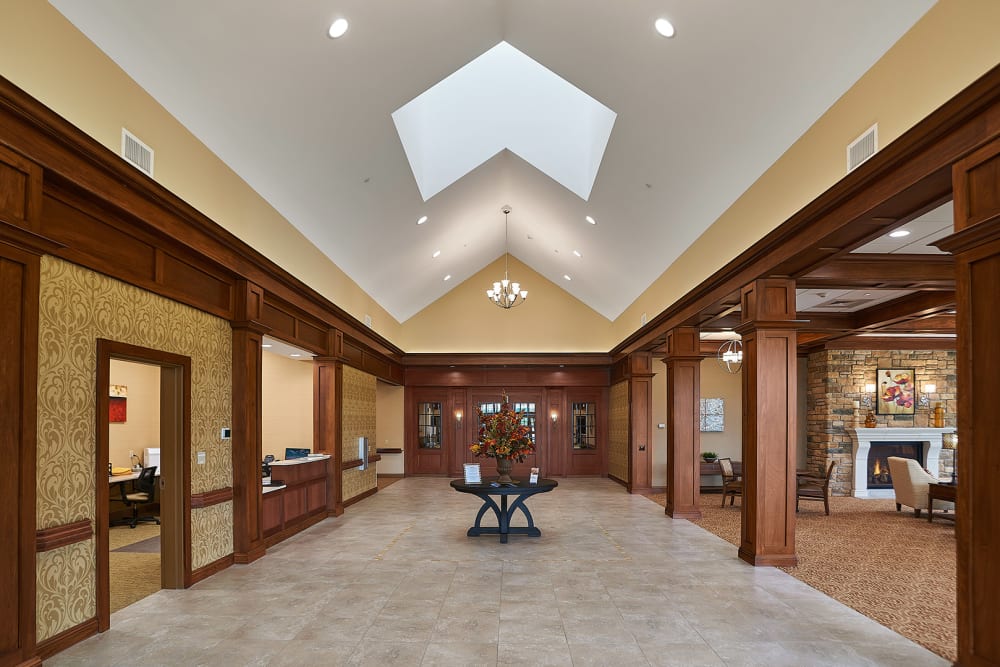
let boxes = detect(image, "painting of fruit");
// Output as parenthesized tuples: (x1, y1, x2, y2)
(876, 367, 916, 415)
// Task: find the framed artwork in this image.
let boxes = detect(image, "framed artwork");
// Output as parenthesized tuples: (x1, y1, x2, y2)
(700, 398, 724, 432)
(875, 368, 915, 415)
(109, 384, 127, 423)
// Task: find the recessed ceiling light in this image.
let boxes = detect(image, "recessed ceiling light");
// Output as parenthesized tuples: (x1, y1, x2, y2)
(432, 250, 441, 258)
(443, 274, 451, 281)
(572, 250, 582, 258)
(416, 215, 428, 225)
(262, 344, 272, 348)
(585, 215, 596, 225)
(563, 274, 572, 281)
(654, 18, 675, 38)
(290, 353, 302, 358)
(888, 229, 911, 238)
(328, 18, 349, 39)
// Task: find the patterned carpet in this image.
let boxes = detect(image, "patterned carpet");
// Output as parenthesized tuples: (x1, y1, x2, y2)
(109, 524, 161, 613)
(645, 492, 956, 662)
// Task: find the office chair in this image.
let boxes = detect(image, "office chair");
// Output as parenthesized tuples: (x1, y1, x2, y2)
(120, 465, 160, 528)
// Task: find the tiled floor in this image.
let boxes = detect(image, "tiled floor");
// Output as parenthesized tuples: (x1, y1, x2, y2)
(48, 478, 948, 666)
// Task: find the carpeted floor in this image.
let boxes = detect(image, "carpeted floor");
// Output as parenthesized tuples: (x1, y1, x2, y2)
(109, 524, 161, 614)
(645, 492, 956, 662)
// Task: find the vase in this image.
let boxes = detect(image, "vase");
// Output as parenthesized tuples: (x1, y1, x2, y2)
(495, 457, 514, 485)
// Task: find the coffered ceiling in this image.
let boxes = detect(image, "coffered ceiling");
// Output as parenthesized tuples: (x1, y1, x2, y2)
(50, 1, 935, 323)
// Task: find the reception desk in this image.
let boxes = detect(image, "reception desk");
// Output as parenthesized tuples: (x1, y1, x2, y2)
(261, 455, 330, 544)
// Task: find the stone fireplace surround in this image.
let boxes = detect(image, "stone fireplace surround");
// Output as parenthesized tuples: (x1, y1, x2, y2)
(847, 427, 955, 498)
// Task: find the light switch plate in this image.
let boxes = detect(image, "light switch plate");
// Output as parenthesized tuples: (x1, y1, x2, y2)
(220, 427, 231, 440)
(197, 451, 206, 465)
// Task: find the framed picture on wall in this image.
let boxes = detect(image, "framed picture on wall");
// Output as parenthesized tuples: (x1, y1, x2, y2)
(875, 368, 915, 415)
(109, 384, 128, 423)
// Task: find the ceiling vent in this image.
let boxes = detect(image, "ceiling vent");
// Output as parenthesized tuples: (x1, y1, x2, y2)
(121, 128, 154, 177)
(846, 123, 877, 173)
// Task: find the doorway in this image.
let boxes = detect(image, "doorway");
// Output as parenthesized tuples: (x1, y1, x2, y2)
(96, 339, 190, 632)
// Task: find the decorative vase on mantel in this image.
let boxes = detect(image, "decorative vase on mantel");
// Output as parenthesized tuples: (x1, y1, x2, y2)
(864, 411, 877, 428)
(495, 457, 514, 485)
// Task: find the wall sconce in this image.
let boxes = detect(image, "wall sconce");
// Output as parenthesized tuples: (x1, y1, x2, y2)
(550, 410, 558, 423)
(455, 410, 463, 425)
(919, 383, 936, 407)
(862, 383, 876, 408)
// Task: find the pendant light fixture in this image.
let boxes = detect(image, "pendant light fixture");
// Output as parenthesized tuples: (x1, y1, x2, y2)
(486, 206, 528, 309)
(717, 338, 743, 374)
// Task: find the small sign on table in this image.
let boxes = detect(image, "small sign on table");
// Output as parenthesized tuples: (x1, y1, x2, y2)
(529, 467, 539, 484)
(463, 463, 482, 484)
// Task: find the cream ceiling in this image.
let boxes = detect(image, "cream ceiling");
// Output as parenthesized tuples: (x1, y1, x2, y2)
(50, 1, 935, 322)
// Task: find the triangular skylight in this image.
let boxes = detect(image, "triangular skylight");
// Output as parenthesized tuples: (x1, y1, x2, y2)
(392, 41, 617, 202)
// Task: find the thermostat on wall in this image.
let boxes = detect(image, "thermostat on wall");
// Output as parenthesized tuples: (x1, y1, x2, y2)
(220, 427, 232, 440)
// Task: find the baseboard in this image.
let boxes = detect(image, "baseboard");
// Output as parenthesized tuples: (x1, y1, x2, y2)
(189, 552, 234, 585)
(35, 617, 98, 660)
(608, 474, 628, 490)
(262, 511, 327, 550)
(377, 473, 404, 478)
(233, 545, 266, 565)
(343, 486, 378, 508)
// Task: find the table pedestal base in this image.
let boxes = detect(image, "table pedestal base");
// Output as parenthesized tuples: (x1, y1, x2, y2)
(467, 494, 541, 543)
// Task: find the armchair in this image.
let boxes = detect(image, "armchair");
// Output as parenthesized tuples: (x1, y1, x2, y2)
(718, 457, 742, 507)
(887, 456, 953, 518)
(796, 460, 836, 515)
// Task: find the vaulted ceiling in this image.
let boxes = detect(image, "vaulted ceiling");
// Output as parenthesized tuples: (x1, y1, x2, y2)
(50, 1, 936, 324)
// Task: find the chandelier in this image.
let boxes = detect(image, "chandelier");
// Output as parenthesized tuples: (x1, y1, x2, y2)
(717, 339, 743, 374)
(486, 206, 528, 309)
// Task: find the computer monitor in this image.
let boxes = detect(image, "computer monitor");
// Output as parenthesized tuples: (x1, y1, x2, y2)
(284, 447, 310, 460)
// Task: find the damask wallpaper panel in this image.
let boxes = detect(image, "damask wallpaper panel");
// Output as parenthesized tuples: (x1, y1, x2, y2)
(36, 257, 233, 641)
(608, 381, 629, 483)
(341, 365, 376, 501)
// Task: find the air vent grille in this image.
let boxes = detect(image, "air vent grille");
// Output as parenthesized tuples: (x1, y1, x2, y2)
(847, 123, 877, 172)
(121, 128, 154, 176)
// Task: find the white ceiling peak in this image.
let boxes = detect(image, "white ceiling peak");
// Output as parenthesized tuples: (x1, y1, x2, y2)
(392, 41, 617, 202)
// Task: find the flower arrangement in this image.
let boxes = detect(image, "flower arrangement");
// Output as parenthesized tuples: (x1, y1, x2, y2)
(470, 394, 535, 462)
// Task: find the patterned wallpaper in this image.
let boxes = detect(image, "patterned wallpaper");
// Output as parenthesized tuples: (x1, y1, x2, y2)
(608, 381, 629, 483)
(341, 365, 376, 501)
(36, 257, 233, 641)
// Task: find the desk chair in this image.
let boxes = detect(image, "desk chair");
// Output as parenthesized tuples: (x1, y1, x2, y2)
(120, 466, 160, 528)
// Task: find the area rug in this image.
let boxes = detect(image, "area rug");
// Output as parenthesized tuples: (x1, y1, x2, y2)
(108, 524, 161, 613)
(645, 493, 956, 663)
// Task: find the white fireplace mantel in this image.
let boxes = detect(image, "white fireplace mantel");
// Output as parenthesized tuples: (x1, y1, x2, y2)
(847, 427, 955, 498)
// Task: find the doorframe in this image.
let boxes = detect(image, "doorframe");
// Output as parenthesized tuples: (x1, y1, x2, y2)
(95, 339, 191, 631)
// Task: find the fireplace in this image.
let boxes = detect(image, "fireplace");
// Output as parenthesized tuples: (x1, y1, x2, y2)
(867, 442, 922, 489)
(847, 427, 953, 498)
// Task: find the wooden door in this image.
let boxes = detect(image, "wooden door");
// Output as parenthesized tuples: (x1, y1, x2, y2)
(406, 390, 450, 475)
(468, 390, 542, 478)
(564, 389, 606, 476)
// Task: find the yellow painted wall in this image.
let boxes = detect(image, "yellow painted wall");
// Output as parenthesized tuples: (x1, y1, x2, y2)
(613, 0, 1000, 343)
(399, 255, 614, 352)
(375, 382, 405, 475)
(108, 359, 160, 472)
(261, 352, 314, 459)
(0, 0, 400, 344)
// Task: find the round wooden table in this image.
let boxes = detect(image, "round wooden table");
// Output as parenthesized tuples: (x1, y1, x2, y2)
(450, 477, 558, 543)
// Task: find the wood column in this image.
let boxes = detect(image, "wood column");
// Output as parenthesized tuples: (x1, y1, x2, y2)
(232, 280, 268, 564)
(736, 278, 799, 567)
(663, 327, 702, 519)
(940, 136, 1000, 667)
(628, 352, 655, 492)
(314, 345, 344, 517)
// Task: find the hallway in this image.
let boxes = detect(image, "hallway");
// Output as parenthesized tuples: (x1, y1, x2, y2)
(48, 479, 947, 666)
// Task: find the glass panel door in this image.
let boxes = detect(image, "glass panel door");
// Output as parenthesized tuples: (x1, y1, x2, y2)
(572, 401, 596, 449)
(417, 402, 442, 449)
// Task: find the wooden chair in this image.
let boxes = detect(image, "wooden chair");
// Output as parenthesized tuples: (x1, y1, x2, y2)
(718, 457, 742, 507)
(796, 460, 836, 515)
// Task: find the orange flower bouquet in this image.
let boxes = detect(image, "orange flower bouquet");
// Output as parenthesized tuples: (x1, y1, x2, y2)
(470, 395, 535, 463)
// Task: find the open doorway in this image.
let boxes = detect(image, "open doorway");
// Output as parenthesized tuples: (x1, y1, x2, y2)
(96, 340, 190, 632)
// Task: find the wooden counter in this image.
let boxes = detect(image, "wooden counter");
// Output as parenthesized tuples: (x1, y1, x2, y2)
(261, 455, 330, 544)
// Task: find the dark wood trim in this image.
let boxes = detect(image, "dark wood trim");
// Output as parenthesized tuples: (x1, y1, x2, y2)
(343, 487, 378, 508)
(95, 340, 192, 631)
(232, 316, 264, 564)
(233, 546, 266, 565)
(34, 520, 92, 553)
(403, 352, 612, 367)
(260, 511, 327, 550)
(188, 553, 234, 586)
(342, 454, 382, 471)
(377, 472, 405, 477)
(34, 618, 98, 661)
(190, 487, 234, 509)
(608, 474, 628, 489)
(376, 448, 403, 454)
